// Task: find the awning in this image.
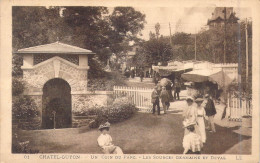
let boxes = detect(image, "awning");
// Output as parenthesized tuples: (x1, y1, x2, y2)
(181, 69, 233, 88)
(153, 66, 192, 76)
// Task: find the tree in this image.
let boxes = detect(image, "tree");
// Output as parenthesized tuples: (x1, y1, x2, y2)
(195, 20, 252, 94)
(155, 23, 160, 39)
(133, 33, 172, 67)
(12, 6, 63, 76)
(109, 7, 146, 59)
(171, 32, 194, 61)
(12, 6, 146, 78)
(12, 6, 64, 51)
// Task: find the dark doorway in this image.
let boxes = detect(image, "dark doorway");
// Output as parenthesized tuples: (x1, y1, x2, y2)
(42, 78, 72, 129)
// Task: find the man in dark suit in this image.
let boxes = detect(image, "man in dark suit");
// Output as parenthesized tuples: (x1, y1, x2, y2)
(204, 94, 217, 132)
(174, 79, 181, 100)
(160, 87, 170, 114)
(151, 86, 160, 115)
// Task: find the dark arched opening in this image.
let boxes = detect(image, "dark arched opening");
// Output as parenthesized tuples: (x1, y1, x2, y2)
(42, 78, 72, 129)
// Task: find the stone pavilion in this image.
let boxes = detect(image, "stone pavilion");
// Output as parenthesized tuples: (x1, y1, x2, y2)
(16, 41, 97, 129)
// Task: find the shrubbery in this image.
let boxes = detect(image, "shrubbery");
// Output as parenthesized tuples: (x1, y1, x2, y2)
(12, 96, 39, 119)
(12, 77, 39, 123)
(12, 77, 25, 96)
(75, 97, 138, 128)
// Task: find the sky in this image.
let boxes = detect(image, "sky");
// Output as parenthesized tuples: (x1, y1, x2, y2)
(136, 7, 252, 40)
(58, 6, 252, 41)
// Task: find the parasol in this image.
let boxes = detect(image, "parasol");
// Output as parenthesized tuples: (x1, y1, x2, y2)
(159, 78, 172, 87)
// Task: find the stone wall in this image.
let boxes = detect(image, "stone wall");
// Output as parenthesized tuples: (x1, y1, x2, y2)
(72, 92, 110, 112)
(19, 92, 113, 129)
(23, 56, 88, 95)
(71, 92, 113, 128)
(21, 56, 114, 129)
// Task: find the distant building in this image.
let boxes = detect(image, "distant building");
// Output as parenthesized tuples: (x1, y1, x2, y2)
(207, 7, 239, 29)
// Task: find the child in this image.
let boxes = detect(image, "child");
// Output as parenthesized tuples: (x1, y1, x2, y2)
(97, 122, 123, 154)
(182, 120, 203, 154)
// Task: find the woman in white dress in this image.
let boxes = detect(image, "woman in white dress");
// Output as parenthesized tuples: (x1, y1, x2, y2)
(183, 96, 197, 135)
(97, 122, 123, 154)
(194, 98, 206, 143)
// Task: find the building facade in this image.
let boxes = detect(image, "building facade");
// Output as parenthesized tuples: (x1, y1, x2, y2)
(16, 42, 109, 129)
(207, 7, 239, 29)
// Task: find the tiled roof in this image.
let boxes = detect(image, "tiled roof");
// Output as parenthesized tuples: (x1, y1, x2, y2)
(16, 41, 95, 55)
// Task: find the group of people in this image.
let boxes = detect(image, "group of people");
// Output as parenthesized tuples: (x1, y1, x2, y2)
(124, 67, 152, 82)
(96, 93, 217, 155)
(151, 86, 169, 115)
(151, 79, 182, 115)
(182, 94, 217, 154)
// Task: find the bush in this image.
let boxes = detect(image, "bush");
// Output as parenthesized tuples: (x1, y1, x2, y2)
(12, 96, 39, 119)
(88, 97, 138, 128)
(73, 106, 104, 116)
(12, 77, 25, 96)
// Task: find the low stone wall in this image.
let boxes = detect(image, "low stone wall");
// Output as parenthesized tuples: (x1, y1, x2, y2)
(72, 115, 97, 128)
(16, 91, 113, 129)
(71, 91, 113, 113)
(71, 91, 113, 128)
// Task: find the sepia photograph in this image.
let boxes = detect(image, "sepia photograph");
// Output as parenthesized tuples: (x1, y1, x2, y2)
(0, 1, 258, 162)
(10, 5, 254, 155)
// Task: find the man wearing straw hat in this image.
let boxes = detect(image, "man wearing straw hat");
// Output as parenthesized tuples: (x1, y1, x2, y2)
(97, 122, 123, 154)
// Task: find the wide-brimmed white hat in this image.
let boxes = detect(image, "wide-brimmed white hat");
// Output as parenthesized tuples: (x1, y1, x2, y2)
(186, 96, 194, 101)
(195, 98, 204, 103)
(98, 122, 110, 130)
(183, 119, 196, 128)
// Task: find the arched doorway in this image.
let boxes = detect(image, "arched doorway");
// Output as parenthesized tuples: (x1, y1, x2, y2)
(42, 78, 72, 129)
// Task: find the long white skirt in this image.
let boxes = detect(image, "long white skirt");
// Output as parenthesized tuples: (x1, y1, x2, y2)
(197, 117, 206, 143)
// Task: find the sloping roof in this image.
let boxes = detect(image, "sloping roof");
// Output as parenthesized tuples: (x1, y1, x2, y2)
(16, 41, 95, 55)
(207, 7, 239, 24)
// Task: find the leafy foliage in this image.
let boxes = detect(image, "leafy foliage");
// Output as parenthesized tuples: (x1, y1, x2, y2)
(83, 97, 138, 128)
(133, 34, 172, 67)
(12, 96, 39, 119)
(12, 77, 39, 120)
(12, 77, 25, 96)
(12, 6, 146, 77)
